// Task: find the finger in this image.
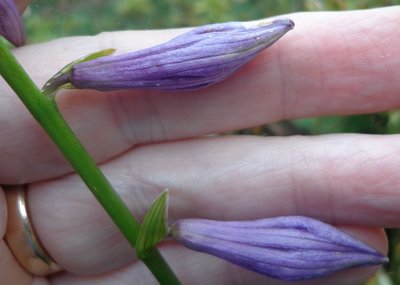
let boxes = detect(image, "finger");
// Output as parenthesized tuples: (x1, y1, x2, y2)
(0, 187, 34, 285)
(0, 241, 34, 285)
(1, 7, 400, 183)
(25, 134, 397, 275)
(0, 240, 50, 285)
(50, 227, 386, 285)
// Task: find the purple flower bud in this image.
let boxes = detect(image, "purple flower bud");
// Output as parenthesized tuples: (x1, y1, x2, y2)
(171, 216, 388, 281)
(70, 19, 294, 91)
(0, 0, 25, 46)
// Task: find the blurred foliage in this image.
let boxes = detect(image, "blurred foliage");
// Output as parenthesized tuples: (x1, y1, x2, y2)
(22, 1, 400, 284)
(295, 113, 391, 135)
(24, 0, 400, 41)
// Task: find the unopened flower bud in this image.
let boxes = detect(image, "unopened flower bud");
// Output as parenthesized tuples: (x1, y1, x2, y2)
(0, 0, 25, 46)
(172, 216, 388, 281)
(69, 19, 294, 91)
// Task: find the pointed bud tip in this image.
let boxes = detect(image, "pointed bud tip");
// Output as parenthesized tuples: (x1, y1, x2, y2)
(272, 18, 295, 30)
(244, 18, 295, 31)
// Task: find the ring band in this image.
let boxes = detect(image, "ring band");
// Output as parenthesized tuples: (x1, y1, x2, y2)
(4, 186, 62, 276)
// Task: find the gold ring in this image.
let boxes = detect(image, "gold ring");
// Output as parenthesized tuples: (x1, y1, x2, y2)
(4, 186, 62, 276)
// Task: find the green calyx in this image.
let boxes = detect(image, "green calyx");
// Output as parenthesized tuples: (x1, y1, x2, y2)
(41, 48, 116, 98)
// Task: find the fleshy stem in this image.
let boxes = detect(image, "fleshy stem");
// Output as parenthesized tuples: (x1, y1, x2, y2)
(0, 39, 181, 285)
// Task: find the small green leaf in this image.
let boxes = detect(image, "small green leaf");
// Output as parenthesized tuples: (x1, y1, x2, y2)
(136, 190, 169, 259)
(41, 48, 116, 98)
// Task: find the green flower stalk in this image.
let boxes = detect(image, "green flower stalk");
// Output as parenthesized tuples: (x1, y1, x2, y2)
(0, 37, 180, 285)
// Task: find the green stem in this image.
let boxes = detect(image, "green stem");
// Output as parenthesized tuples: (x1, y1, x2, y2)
(142, 247, 182, 284)
(0, 39, 181, 285)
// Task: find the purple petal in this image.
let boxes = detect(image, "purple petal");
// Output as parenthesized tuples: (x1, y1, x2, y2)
(71, 19, 294, 91)
(171, 216, 388, 281)
(0, 0, 25, 46)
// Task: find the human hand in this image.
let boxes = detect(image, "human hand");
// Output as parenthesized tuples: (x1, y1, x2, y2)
(1, 5, 399, 285)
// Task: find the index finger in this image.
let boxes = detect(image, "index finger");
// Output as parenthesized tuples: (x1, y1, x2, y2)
(1, 7, 399, 183)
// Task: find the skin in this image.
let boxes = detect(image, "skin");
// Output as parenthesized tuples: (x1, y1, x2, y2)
(1, 1, 400, 284)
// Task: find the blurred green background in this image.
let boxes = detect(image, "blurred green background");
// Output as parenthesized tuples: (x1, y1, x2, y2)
(23, 1, 400, 284)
